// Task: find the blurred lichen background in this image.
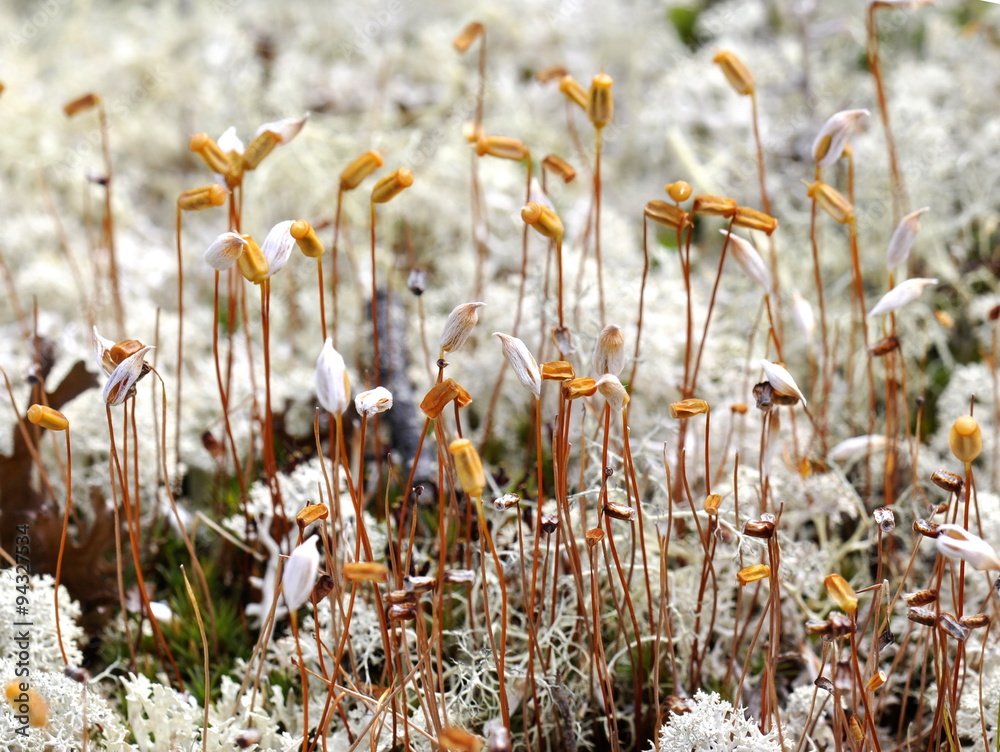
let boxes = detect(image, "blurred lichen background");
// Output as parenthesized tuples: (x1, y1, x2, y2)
(2, 0, 1000, 750)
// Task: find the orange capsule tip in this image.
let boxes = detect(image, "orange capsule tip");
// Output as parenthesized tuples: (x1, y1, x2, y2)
(27, 404, 68, 431)
(420, 381, 460, 419)
(561, 377, 597, 400)
(737, 564, 771, 585)
(453, 22, 485, 53)
(371, 168, 414, 203)
(438, 726, 484, 752)
(866, 670, 887, 692)
(290, 220, 325, 258)
(340, 150, 384, 191)
(542, 154, 576, 183)
(541, 361, 576, 381)
(558, 76, 588, 109)
(178, 183, 229, 211)
(243, 130, 280, 170)
(645, 200, 690, 231)
(824, 573, 859, 614)
(343, 561, 389, 583)
(733, 206, 779, 235)
(669, 398, 710, 419)
(64, 92, 101, 117)
(449, 438, 486, 497)
(692, 194, 738, 217)
(296, 503, 329, 527)
(665, 181, 693, 202)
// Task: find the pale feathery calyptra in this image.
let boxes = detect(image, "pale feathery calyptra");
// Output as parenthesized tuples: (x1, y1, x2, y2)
(812, 109, 869, 169)
(867, 278, 937, 317)
(203, 232, 248, 271)
(935, 525, 1000, 571)
(592, 324, 625, 376)
(103, 346, 155, 406)
(214, 114, 307, 174)
(494, 332, 542, 399)
(440, 302, 486, 354)
(254, 113, 310, 144)
(260, 220, 296, 277)
(721, 229, 772, 293)
(595, 373, 630, 412)
(829, 435, 889, 462)
(760, 359, 807, 406)
(315, 338, 350, 415)
(886, 207, 930, 269)
(217, 126, 244, 156)
(92, 326, 117, 375)
(281, 536, 321, 613)
(355, 386, 393, 418)
(791, 291, 815, 343)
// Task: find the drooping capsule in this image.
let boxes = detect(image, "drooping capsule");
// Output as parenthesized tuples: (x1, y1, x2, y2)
(824, 574, 858, 615)
(26, 405, 68, 431)
(449, 439, 486, 498)
(930, 469, 963, 496)
(737, 564, 770, 585)
(902, 589, 938, 607)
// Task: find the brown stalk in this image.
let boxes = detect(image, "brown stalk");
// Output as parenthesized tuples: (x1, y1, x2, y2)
(174, 206, 184, 480)
(627, 215, 651, 392)
(106, 402, 182, 686)
(593, 126, 606, 324)
(180, 566, 210, 752)
(259, 281, 287, 533)
(331, 187, 345, 346)
(807, 166, 830, 449)
(479, 160, 533, 451)
(53, 427, 73, 666)
(211, 271, 250, 522)
(473, 492, 511, 729)
(369, 200, 382, 385)
(150, 368, 217, 644)
(587, 537, 620, 751)
(748, 91, 782, 333)
(866, 3, 909, 225)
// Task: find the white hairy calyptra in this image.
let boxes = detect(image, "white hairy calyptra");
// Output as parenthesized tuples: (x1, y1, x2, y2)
(494, 332, 541, 398)
(217, 126, 244, 155)
(721, 229, 772, 293)
(260, 220, 296, 278)
(867, 278, 937, 317)
(103, 346, 155, 406)
(592, 324, 625, 376)
(92, 326, 117, 375)
(791, 292, 815, 342)
(760, 359, 807, 406)
(936, 525, 1000, 571)
(885, 207, 930, 269)
(355, 386, 393, 417)
(203, 232, 248, 271)
(812, 109, 869, 168)
(440, 302, 486, 354)
(281, 536, 320, 613)
(595, 373, 630, 412)
(316, 338, 350, 415)
(254, 113, 310, 143)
